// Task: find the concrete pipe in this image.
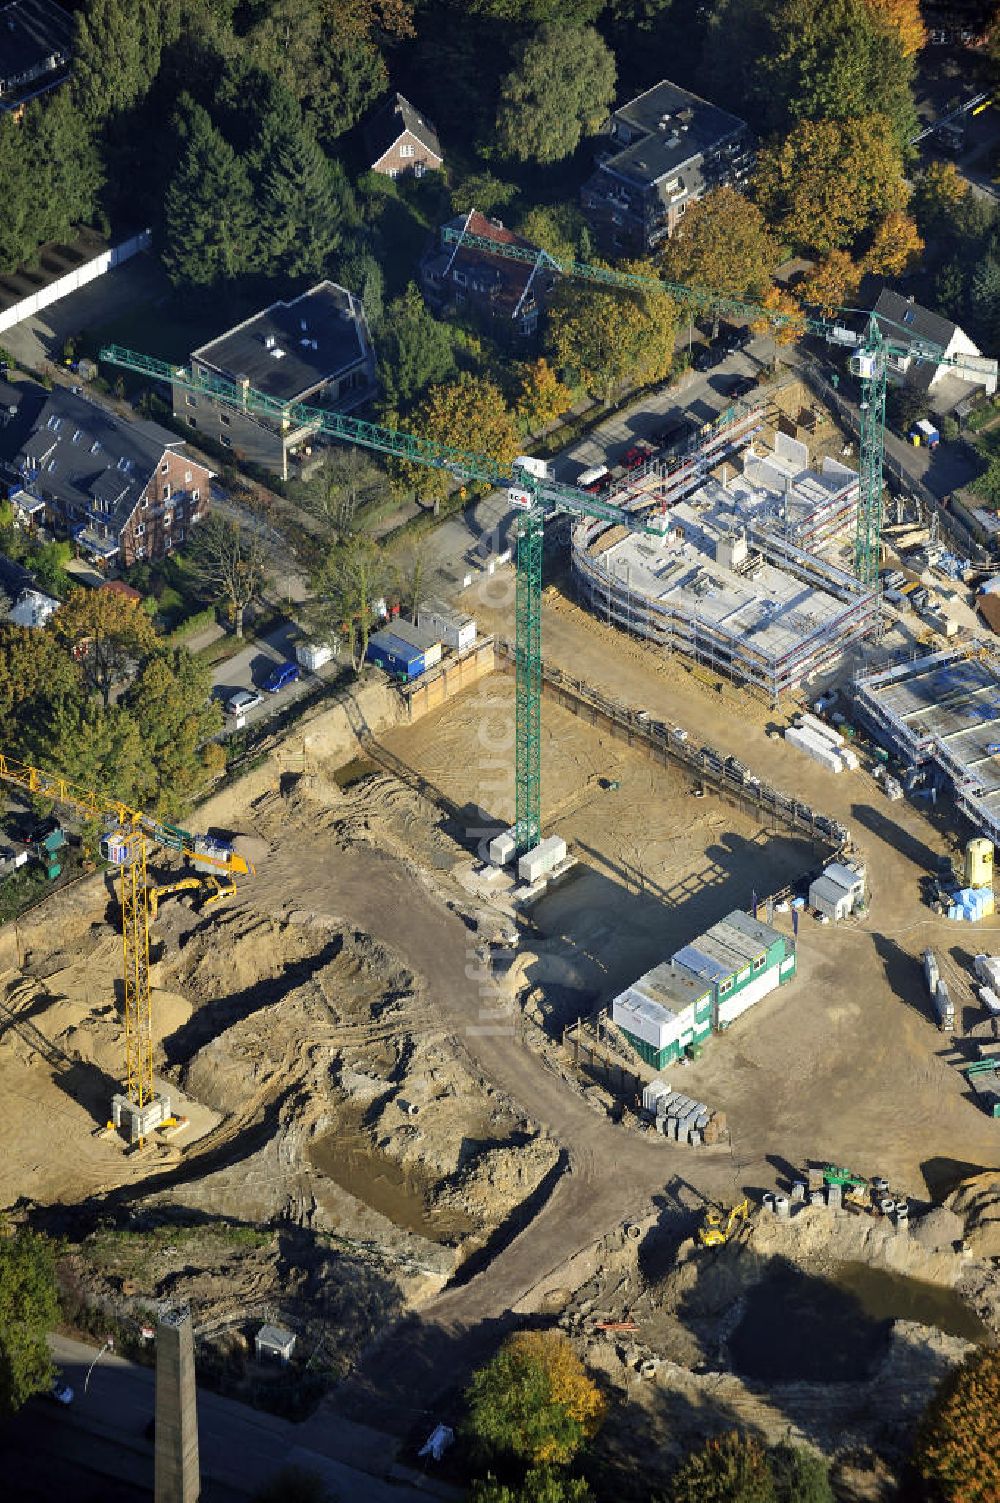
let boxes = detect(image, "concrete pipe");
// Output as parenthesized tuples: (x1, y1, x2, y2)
(763, 1193, 776, 1213)
(625, 1223, 642, 1241)
(879, 1198, 896, 1216)
(895, 1201, 909, 1221)
(791, 1181, 806, 1202)
(775, 1196, 790, 1219)
(398, 1099, 420, 1118)
(809, 1190, 825, 1207)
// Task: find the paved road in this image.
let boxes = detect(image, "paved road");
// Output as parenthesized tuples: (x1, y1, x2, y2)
(0, 1334, 441, 1502)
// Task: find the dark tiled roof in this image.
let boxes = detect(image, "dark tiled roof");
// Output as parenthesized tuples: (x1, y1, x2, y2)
(0, 550, 32, 598)
(597, 79, 747, 189)
(874, 288, 959, 358)
(191, 282, 371, 405)
(0, 0, 73, 95)
(365, 92, 443, 164)
(0, 381, 196, 532)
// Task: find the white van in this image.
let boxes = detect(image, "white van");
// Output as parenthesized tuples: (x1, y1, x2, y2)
(576, 464, 610, 493)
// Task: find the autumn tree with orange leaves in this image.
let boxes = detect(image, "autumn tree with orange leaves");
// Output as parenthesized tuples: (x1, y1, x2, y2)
(465, 1330, 606, 1466)
(912, 1345, 1000, 1501)
(863, 0, 927, 56)
(797, 251, 862, 317)
(864, 211, 925, 277)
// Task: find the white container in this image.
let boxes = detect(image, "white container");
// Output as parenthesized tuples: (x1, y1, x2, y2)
(417, 599, 477, 653)
(518, 835, 567, 885)
(642, 1078, 670, 1113)
(838, 747, 860, 771)
(488, 829, 517, 866)
(296, 641, 333, 671)
(612, 990, 676, 1050)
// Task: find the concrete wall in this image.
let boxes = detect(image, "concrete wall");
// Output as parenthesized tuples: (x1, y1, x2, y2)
(0, 230, 151, 335)
(404, 637, 496, 721)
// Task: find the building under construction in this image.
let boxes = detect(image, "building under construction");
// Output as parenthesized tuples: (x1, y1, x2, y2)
(854, 646, 1000, 842)
(573, 416, 878, 702)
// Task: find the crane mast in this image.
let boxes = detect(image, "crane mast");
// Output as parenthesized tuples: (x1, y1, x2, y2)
(0, 752, 253, 1141)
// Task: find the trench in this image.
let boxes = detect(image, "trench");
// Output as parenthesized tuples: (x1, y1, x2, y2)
(309, 1120, 473, 1246)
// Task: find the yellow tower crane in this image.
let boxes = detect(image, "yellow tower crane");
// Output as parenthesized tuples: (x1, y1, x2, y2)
(0, 752, 254, 1143)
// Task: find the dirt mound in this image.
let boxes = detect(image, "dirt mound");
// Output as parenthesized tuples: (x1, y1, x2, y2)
(947, 1171, 1000, 1259)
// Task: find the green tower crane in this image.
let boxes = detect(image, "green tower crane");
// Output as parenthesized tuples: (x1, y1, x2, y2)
(440, 226, 992, 588)
(100, 343, 737, 853)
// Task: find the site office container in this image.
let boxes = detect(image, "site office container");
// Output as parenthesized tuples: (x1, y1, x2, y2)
(388, 618, 443, 668)
(366, 630, 426, 681)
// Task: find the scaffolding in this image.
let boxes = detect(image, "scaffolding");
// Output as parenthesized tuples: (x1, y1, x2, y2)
(854, 645, 1000, 841)
(573, 445, 878, 704)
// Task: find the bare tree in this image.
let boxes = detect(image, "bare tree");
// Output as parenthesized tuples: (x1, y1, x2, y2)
(298, 449, 384, 539)
(395, 543, 427, 621)
(192, 514, 269, 640)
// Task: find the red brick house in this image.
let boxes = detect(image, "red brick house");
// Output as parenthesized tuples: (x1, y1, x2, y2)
(420, 210, 554, 341)
(364, 93, 443, 179)
(0, 378, 212, 569)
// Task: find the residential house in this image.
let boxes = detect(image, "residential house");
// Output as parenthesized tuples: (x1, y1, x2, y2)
(0, 378, 212, 569)
(175, 281, 376, 481)
(0, 0, 73, 113)
(873, 288, 998, 407)
(580, 80, 752, 256)
(420, 211, 553, 340)
(365, 93, 443, 179)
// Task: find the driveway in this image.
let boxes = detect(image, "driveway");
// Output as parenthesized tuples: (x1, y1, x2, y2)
(211, 620, 327, 733)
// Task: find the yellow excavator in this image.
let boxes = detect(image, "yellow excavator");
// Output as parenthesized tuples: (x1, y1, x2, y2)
(698, 1198, 751, 1248)
(146, 872, 237, 919)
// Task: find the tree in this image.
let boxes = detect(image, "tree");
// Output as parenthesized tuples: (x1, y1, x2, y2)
(754, 116, 906, 255)
(450, 172, 518, 218)
(0, 1227, 61, 1416)
(516, 358, 574, 433)
(73, 0, 175, 123)
(548, 264, 677, 404)
(294, 448, 386, 539)
(395, 543, 428, 619)
(311, 533, 391, 670)
(399, 375, 521, 505)
(969, 252, 1000, 349)
(257, 119, 354, 279)
(514, 204, 590, 264)
(863, 0, 927, 56)
(796, 250, 862, 316)
(912, 1346, 1000, 1500)
(191, 514, 269, 640)
(863, 210, 924, 277)
(465, 1330, 605, 1467)
(310, 33, 388, 147)
(750, 286, 805, 347)
(39, 696, 146, 807)
(494, 25, 616, 164)
(54, 587, 158, 710)
(0, 626, 82, 760)
(378, 285, 457, 412)
(768, 1443, 833, 1503)
(124, 649, 225, 816)
(162, 96, 256, 290)
(661, 188, 779, 303)
(471, 1470, 593, 1502)
(912, 161, 969, 238)
(669, 1432, 776, 1503)
(740, 0, 917, 147)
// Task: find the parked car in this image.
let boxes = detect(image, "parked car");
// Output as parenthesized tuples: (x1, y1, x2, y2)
(692, 345, 721, 371)
(622, 441, 655, 470)
(730, 374, 757, 399)
(651, 419, 695, 454)
(719, 325, 752, 354)
(50, 1376, 74, 1405)
(226, 688, 264, 717)
(264, 661, 300, 694)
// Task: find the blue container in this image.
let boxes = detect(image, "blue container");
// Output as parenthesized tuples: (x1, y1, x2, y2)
(367, 629, 426, 681)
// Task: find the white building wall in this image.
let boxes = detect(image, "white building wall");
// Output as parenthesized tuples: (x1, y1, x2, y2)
(718, 965, 780, 1026)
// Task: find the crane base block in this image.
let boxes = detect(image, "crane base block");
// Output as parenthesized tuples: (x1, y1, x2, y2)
(112, 1092, 171, 1144)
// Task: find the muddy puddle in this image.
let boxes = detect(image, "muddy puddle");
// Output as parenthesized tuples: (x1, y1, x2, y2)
(729, 1259, 985, 1382)
(310, 1124, 473, 1245)
(333, 756, 378, 789)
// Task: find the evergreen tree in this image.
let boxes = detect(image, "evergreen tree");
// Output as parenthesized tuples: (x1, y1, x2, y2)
(258, 120, 353, 279)
(0, 115, 38, 273)
(28, 90, 103, 248)
(74, 0, 178, 123)
(377, 285, 456, 411)
(970, 252, 1000, 349)
(162, 96, 256, 289)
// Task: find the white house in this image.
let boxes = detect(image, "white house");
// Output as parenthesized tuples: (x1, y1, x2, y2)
(873, 289, 997, 406)
(809, 861, 866, 921)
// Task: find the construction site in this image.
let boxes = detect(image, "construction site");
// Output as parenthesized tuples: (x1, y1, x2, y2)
(4, 268, 1000, 1500)
(571, 394, 880, 703)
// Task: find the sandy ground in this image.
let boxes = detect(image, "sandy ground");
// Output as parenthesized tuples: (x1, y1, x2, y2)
(3, 598, 1000, 1454)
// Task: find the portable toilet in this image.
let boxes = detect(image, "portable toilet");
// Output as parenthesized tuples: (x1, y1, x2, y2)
(965, 837, 994, 890)
(909, 418, 940, 449)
